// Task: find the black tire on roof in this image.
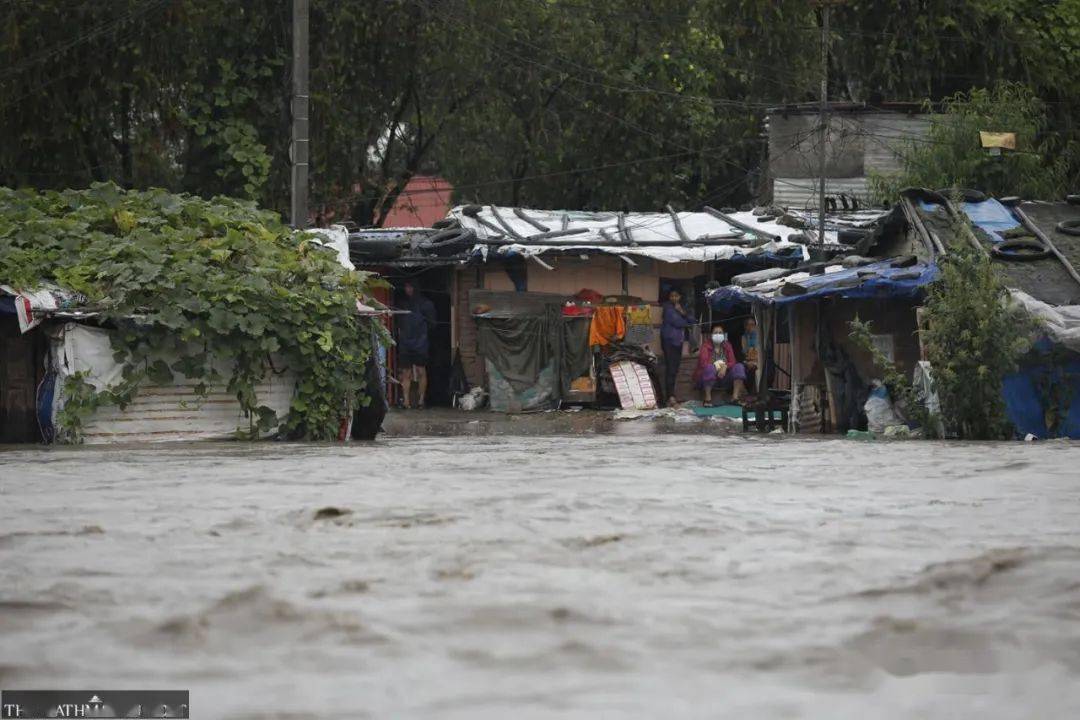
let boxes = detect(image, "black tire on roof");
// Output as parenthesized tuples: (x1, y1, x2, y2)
(990, 237, 1051, 261)
(1056, 219, 1080, 236)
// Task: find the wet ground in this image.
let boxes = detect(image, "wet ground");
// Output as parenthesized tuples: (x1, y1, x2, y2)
(1, 423, 1079, 719)
(380, 406, 745, 437)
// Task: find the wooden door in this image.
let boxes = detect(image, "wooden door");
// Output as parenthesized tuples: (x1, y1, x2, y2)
(1, 322, 42, 442)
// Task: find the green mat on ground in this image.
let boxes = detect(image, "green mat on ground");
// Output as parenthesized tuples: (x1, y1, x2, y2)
(692, 404, 744, 418)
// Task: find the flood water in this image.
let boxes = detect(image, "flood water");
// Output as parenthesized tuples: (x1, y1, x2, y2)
(2, 435, 1079, 719)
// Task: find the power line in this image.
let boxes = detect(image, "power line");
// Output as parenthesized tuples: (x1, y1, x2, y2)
(316, 126, 815, 222)
(0, 0, 172, 81)
(418, 0, 812, 109)
(515, 0, 1060, 47)
(0, 15, 174, 113)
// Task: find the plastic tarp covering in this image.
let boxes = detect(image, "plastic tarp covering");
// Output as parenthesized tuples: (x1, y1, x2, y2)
(1002, 348, 1080, 439)
(446, 206, 881, 264)
(1, 284, 75, 333)
(1010, 291, 1080, 353)
(486, 359, 557, 413)
(308, 225, 355, 270)
(475, 316, 552, 392)
(912, 361, 945, 437)
(708, 260, 939, 309)
(57, 323, 125, 391)
(960, 199, 1020, 243)
(560, 317, 592, 392)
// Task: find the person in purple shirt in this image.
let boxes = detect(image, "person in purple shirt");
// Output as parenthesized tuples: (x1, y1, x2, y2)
(660, 287, 696, 406)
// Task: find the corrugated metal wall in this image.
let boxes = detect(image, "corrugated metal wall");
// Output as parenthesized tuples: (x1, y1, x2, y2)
(772, 177, 871, 210)
(80, 373, 296, 444)
(768, 111, 931, 209)
(861, 114, 932, 175)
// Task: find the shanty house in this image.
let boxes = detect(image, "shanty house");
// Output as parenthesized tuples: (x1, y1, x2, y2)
(711, 189, 1080, 438)
(350, 204, 887, 411)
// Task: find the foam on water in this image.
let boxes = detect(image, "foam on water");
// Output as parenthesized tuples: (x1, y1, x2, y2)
(1, 436, 1079, 719)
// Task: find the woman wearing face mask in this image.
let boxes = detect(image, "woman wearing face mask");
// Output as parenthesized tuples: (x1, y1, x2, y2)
(693, 324, 748, 405)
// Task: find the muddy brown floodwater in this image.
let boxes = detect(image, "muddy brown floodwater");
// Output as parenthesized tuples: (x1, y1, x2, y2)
(2, 430, 1080, 719)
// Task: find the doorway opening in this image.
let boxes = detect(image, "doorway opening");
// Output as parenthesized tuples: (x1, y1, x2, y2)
(1, 315, 47, 443)
(386, 267, 453, 407)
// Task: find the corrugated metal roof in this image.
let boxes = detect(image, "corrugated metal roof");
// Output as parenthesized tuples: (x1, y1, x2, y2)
(451, 205, 817, 263)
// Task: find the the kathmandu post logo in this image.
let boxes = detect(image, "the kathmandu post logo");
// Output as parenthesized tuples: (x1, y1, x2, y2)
(0, 690, 188, 718)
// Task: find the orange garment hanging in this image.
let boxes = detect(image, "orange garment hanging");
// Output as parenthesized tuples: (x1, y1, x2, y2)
(589, 306, 626, 347)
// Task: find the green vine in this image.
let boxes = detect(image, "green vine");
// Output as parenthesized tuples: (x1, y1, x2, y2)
(1, 183, 383, 441)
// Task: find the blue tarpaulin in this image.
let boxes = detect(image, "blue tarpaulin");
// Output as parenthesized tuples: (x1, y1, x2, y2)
(917, 197, 1022, 244)
(962, 199, 1021, 243)
(1002, 340, 1080, 439)
(709, 261, 939, 310)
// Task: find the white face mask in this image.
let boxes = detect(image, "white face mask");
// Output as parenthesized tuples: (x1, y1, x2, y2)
(712, 333, 725, 344)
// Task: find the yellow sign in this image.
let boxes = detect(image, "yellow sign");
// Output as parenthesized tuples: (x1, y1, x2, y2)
(979, 131, 1016, 150)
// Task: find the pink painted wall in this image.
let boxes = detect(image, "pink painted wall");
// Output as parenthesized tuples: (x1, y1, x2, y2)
(382, 175, 454, 228)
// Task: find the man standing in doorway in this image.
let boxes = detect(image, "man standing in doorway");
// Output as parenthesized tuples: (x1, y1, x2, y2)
(396, 280, 436, 409)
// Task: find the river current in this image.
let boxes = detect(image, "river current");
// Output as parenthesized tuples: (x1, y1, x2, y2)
(2, 435, 1079, 718)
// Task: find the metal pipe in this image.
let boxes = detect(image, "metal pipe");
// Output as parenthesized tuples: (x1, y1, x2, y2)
(513, 207, 550, 233)
(693, 233, 753, 244)
(460, 208, 505, 238)
(529, 254, 555, 271)
(617, 212, 633, 244)
(526, 227, 589, 241)
(489, 206, 524, 240)
(666, 204, 691, 243)
(703, 206, 778, 243)
(1014, 205, 1080, 289)
(472, 233, 746, 247)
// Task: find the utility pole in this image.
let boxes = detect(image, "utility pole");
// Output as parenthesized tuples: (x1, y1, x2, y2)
(290, 0, 310, 229)
(816, 2, 830, 245)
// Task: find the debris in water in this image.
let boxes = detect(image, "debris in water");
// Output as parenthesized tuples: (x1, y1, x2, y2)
(313, 507, 351, 520)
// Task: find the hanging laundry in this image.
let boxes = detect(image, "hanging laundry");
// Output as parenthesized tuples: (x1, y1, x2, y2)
(627, 305, 651, 325)
(588, 305, 626, 347)
(624, 304, 653, 346)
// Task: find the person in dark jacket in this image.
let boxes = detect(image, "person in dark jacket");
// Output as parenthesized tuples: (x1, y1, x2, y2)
(396, 280, 436, 408)
(660, 287, 695, 407)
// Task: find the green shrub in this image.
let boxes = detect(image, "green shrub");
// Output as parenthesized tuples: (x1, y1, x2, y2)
(922, 246, 1037, 439)
(0, 183, 383, 441)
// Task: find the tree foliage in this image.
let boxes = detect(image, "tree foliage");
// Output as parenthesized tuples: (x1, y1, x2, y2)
(0, 183, 381, 441)
(871, 83, 1066, 202)
(3, 1, 1080, 216)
